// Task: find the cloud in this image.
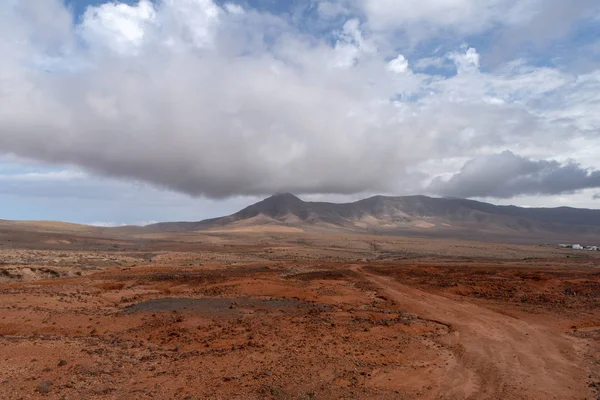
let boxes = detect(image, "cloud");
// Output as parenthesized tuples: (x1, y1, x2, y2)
(387, 54, 410, 74)
(356, 0, 599, 49)
(593, 193, 600, 200)
(0, 1, 599, 200)
(486, 0, 600, 63)
(317, 1, 352, 19)
(357, 0, 517, 41)
(78, 0, 157, 54)
(448, 47, 480, 73)
(412, 56, 449, 71)
(429, 151, 600, 198)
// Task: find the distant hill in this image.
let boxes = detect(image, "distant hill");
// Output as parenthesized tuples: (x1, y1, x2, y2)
(134, 193, 600, 243)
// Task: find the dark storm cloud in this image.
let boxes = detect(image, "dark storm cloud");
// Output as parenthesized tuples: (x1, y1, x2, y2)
(429, 151, 600, 199)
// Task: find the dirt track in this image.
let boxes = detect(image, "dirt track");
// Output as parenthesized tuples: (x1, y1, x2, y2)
(361, 267, 590, 399)
(0, 231, 598, 399)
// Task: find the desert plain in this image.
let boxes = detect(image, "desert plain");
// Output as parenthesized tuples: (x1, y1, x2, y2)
(0, 224, 599, 400)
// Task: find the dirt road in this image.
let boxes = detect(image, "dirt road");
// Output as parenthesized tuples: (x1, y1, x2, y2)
(360, 267, 591, 400)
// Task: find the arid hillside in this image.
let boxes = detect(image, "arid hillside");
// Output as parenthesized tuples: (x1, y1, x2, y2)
(129, 193, 600, 244)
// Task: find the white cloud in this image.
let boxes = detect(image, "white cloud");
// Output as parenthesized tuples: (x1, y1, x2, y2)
(318, 1, 352, 19)
(356, 0, 598, 54)
(158, 0, 221, 49)
(13, 0, 74, 51)
(224, 3, 244, 15)
(79, 0, 156, 54)
(448, 47, 480, 73)
(0, 0, 598, 202)
(359, 0, 508, 35)
(412, 56, 448, 71)
(330, 19, 377, 68)
(387, 54, 409, 74)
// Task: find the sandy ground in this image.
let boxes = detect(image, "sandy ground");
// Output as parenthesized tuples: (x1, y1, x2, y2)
(0, 230, 598, 399)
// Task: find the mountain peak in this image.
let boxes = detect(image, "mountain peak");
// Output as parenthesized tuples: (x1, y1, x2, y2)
(232, 192, 307, 220)
(142, 194, 600, 242)
(269, 192, 302, 201)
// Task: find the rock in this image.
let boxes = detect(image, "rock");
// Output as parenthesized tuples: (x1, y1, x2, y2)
(37, 380, 53, 394)
(58, 360, 68, 367)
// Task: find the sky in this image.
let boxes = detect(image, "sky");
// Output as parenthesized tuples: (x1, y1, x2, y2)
(1, 0, 600, 225)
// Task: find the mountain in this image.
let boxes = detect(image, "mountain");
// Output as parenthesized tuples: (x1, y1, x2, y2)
(137, 193, 600, 243)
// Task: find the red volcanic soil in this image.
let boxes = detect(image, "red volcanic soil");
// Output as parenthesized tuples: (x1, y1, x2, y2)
(0, 232, 598, 399)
